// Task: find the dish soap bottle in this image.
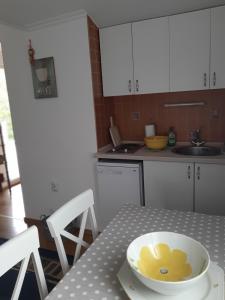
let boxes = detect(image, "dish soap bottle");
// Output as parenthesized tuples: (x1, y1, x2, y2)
(168, 127, 176, 147)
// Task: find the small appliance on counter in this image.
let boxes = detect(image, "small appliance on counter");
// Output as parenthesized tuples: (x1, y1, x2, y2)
(108, 116, 143, 154)
(107, 143, 143, 154)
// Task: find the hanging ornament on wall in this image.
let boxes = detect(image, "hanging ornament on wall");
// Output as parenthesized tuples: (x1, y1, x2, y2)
(28, 39, 35, 65)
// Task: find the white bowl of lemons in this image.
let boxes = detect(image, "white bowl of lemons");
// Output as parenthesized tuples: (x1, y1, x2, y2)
(127, 232, 210, 296)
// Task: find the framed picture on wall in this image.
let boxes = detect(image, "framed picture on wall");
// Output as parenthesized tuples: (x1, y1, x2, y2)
(31, 57, 58, 99)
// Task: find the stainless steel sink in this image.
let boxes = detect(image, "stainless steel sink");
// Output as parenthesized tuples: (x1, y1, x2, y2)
(172, 146, 222, 156)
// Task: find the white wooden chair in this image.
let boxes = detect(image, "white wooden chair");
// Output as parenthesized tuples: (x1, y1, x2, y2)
(46, 189, 98, 275)
(0, 226, 48, 300)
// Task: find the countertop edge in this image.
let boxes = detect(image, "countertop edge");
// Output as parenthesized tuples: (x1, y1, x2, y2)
(95, 143, 225, 164)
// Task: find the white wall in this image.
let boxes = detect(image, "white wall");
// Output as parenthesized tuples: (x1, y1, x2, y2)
(0, 16, 98, 219)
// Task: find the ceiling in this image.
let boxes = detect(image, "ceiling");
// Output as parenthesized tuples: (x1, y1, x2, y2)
(0, 0, 225, 28)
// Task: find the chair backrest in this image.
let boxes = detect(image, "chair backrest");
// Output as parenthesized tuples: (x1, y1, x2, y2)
(0, 226, 48, 300)
(47, 189, 98, 274)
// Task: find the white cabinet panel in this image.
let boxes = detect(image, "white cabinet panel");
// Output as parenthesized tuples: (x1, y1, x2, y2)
(100, 23, 133, 97)
(132, 17, 170, 94)
(96, 162, 143, 231)
(170, 9, 210, 92)
(100, 6, 225, 96)
(144, 161, 194, 211)
(195, 163, 225, 215)
(210, 6, 225, 89)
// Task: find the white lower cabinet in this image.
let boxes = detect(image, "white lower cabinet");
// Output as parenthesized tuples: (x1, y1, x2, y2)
(144, 161, 225, 215)
(144, 161, 194, 211)
(195, 163, 225, 215)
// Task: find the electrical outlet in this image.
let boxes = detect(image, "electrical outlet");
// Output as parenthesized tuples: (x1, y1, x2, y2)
(50, 182, 59, 192)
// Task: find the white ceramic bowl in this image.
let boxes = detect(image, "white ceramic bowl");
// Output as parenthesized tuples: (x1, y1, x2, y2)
(127, 232, 210, 295)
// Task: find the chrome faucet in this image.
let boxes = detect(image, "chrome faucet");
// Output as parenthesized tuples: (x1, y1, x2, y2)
(191, 129, 205, 147)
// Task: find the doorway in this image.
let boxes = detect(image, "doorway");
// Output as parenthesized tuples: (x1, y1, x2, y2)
(0, 43, 20, 187)
(0, 43, 25, 221)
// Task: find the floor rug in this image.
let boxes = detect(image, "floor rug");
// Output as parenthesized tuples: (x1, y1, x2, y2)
(0, 238, 73, 300)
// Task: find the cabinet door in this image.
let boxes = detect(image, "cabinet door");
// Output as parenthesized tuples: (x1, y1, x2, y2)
(210, 6, 225, 89)
(96, 164, 142, 231)
(132, 17, 170, 94)
(170, 9, 210, 92)
(144, 161, 194, 211)
(100, 24, 133, 97)
(195, 163, 225, 215)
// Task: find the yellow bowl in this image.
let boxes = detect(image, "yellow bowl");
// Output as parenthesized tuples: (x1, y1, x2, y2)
(144, 136, 168, 150)
(127, 232, 210, 296)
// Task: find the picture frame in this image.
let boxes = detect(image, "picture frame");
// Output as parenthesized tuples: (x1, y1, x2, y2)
(31, 57, 58, 99)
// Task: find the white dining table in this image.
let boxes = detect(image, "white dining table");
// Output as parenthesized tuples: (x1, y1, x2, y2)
(45, 204, 225, 299)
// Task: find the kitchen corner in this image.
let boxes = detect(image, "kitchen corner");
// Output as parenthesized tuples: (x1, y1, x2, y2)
(91, 4, 225, 233)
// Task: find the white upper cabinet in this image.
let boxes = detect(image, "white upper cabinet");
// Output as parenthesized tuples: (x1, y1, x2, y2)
(100, 6, 225, 96)
(170, 9, 211, 92)
(100, 17, 170, 96)
(210, 6, 225, 89)
(132, 17, 170, 94)
(100, 23, 133, 97)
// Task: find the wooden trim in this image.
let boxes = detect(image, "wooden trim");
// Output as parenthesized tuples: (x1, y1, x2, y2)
(24, 217, 45, 227)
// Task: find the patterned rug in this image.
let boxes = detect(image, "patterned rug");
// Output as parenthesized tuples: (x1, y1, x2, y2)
(0, 238, 73, 299)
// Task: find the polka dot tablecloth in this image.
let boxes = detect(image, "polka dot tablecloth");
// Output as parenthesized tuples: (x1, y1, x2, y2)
(45, 205, 225, 299)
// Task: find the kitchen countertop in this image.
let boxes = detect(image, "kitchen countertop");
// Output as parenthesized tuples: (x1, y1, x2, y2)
(95, 142, 225, 164)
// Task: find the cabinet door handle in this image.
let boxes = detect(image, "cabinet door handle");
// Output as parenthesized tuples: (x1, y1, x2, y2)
(203, 73, 207, 87)
(213, 72, 216, 87)
(196, 166, 200, 180)
(128, 80, 132, 93)
(187, 165, 191, 179)
(136, 80, 139, 92)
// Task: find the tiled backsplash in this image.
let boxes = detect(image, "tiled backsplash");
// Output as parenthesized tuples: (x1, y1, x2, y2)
(111, 90, 225, 142)
(88, 18, 225, 148)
